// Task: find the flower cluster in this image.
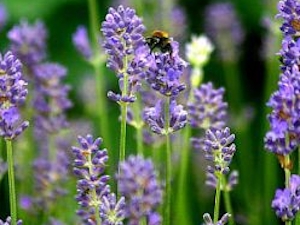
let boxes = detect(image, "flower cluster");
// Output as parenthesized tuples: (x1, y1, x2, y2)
(0, 217, 22, 225)
(202, 127, 236, 178)
(8, 20, 47, 68)
(265, 0, 300, 155)
(272, 174, 300, 221)
(101, 5, 150, 103)
(143, 99, 187, 135)
(277, 0, 300, 36)
(145, 42, 187, 97)
(0, 51, 29, 139)
(32, 63, 71, 135)
(117, 155, 163, 224)
(188, 82, 228, 131)
(72, 134, 125, 224)
(204, 2, 244, 62)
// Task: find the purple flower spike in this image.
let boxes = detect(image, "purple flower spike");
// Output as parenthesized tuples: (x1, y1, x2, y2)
(145, 42, 187, 97)
(100, 193, 126, 225)
(117, 155, 162, 224)
(272, 174, 300, 221)
(188, 82, 228, 130)
(0, 217, 23, 225)
(72, 134, 111, 224)
(143, 99, 187, 135)
(203, 127, 236, 175)
(203, 213, 231, 225)
(72, 26, 92, 60)
(277, 0, 300, 36)
(0, 51, 29, 139)
(8, 20, 47, 67)
(101, 5, 150, 103)
(0, 4, 7, 32)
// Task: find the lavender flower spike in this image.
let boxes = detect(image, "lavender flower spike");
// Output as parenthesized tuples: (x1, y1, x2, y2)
(188, 82, 228, 130)
(0, 51, 29, 139)
(145, 41, 187, 97)
(8, 20, 47, 67)
(100, 193, 126, 225)
(143, 99, 188, 135)
(101, 5, 150, 103)
(203, 127, 236, 175)
(72, 134, 110, 224)
(0, 217, 22, 225)
(117, 155, 163, 224)
(272, 174, 300, 221)
(277, 0, 300, 37)
(72, 26, 92, 60)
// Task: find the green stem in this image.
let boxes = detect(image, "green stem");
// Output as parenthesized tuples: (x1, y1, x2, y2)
(175, 125, 192, 225)
(164, 97, 171, 225)
(213, 175, 222, 224)
(119, 101, 127, 165)
(222, 176, 234, 225)
(6, 139, 17, 225)
(284, 155, 291, 188)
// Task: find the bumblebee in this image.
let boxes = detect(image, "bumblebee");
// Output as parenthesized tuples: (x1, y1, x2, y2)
(146, 30, 173, 56)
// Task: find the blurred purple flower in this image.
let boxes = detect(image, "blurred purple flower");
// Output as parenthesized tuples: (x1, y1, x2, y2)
(205, 2, 244, 62)
(0, 51, 29, 139)
(0, 4, 7, 31)
(32, 63, 71, 134)
(72, 26, 92, 60)
(8, 20, 47, 67)
(116, 155, 162, 224)
(101, 5, 150, 103)
(188, 82, 228, 130)
(272, 175, 300, 221)
(143, 99, 187, 135)
(32, 151, 69, 210)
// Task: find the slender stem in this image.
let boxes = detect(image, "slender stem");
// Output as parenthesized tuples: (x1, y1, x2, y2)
(222, 176, 235, 225)
(213, 175, 222, 223)
(140, 216, 147, 225)
(6, 139, 17, 225)
(164, 97, 171, 225)
(284, 155, 291, 188)
(119, 101, 127, 165)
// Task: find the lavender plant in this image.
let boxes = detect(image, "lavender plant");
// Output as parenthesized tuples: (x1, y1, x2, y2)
(264, 0, 300, 224)
(72, 134, 125, 225)
(101, 5, 149, 165)
(0, 51, 29, 225)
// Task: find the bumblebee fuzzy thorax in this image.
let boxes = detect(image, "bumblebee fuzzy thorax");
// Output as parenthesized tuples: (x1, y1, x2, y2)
(146, 30, 173, 56)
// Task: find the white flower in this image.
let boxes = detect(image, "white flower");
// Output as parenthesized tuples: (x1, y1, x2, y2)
(185, 35, 214, 68)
